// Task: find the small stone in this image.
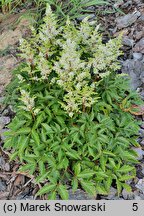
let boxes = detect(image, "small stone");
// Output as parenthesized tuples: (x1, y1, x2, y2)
(134, 195, 143, 200)
(139, 129, 144, 137)
(122, 37, 134, 47)
(132, 147, 143, 160)
(133, 53, 143, 61)
(107, 187, 117, 199)
(0, 129, 9, 141)
(0, 180, 7, 192)
(138, 15, 144, 22)
(68, 189, 96, 200)
(133, 38, 144, 54)
(122, 189, 134, 200)
(76, 14, 95, 22)
(86, 6, 95, 12)
(135, 31, 144, 41)
(135, 179, 144, 193)
(4, 163, 10, 172)
(116, 11, 141, 29)
(0, 157, 5, 169)
(140, 139, 144, 146)
(114, 0, 124, 8)
(121, 1, 132, 9)
(141, 168, 144, 175)
(0, 116, 10, 130)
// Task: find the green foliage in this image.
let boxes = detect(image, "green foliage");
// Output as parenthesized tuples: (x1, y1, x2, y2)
(44, 0, 110, 24)
(3, 5, 143, 200)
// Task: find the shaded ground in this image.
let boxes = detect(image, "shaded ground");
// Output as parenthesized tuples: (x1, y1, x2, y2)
(0, 0, 144, 200)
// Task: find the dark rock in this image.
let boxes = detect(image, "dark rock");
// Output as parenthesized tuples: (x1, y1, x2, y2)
(133, 52, 143, 60)
(0, 180, 6, 192)
(68, 189, 96, 200)
(16, 193, 34, 200)
(116, 11, 141, 29)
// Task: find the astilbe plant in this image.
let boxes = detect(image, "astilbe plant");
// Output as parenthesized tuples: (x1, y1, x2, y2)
(3, 5, 143, 199)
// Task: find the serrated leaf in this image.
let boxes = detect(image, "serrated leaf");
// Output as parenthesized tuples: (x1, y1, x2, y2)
(18, 136, 29, 162)
(74, 163, 81, 176)
(19, 163, 36, 175)
(16, 127, 31, 135)
(58, 184, 69, 200)
(118, 165, 134, 173)
(48, 191, 57, 200)
(122, 183, 132, 192)
(66, 150, 80, 160)
(33, 113, 45, 129)
(77, 170, 95, 179)
(72, 178, 78, 192)
(38, 161, 46, 176)
(116, 179, 122, 196)
(36, 184, 57, 196)
(96, 185, 108, 195)
(35, 172, 49, 183)
(119, 175, 135, 181)
(42, 123, 53, 134)
(109, 158, 116, 168)
(31, 129, 40, 146)
(103, 151, 116, 157)
(80, 180, 96, 196)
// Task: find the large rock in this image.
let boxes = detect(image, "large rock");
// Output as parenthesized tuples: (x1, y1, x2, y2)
(122, 59, 144, 89)
(116, 11, 141, 29)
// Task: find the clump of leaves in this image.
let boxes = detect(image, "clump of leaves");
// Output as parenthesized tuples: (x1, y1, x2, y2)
(3, 5, 143, 199)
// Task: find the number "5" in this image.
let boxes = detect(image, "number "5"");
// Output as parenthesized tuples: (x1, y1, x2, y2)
(132, 203, 138, 211)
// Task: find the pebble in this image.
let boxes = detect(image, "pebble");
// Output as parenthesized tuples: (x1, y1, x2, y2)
(135, 179, 144, 193)
(122, 37, 134, 47)
(0, 116, 10, 130)
(121, 0, 132, 9)
(140, 139, 144, 146)
(0, 129, 9, 141)
(0, 180, 7, 192)
(133, 52, 143, 61)
(107, 187, 117, 199)
(132, 147, 143, 160)
(139, 128, 144, 137)
(122, 189, 134, 199)
(133, 38, 144, 54)
(68, 189, 96, 200)
(16, 194, 34, 200)
(0, 156, 5, 170)
(116, 11, 141, 29)
(76, 14, 95, 22)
